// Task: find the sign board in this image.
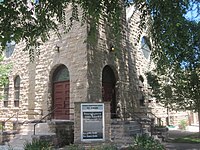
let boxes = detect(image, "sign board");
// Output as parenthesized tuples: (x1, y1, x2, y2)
(81, 103, 105, 141)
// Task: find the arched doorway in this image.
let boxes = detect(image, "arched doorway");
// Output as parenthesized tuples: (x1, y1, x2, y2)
(102, 65, 116, 118)
(52, 65, 70, 120)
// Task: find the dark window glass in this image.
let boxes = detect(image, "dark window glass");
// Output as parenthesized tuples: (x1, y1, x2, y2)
(14, 76, 20, 107)
(53, 65, 69, 82)
(141, 36, 151, 59)
(5, 41, 16, 58)
(3, 81, 9, 107)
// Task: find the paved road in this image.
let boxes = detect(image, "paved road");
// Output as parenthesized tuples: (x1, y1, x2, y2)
(163, 126, 200, 150)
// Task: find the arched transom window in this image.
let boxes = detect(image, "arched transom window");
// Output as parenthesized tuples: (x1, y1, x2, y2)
(53, 65, 70, 82)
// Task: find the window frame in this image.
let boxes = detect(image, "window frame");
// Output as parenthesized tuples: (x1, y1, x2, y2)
(141, 36, 151, 59)
(3, 81, 9, 107)
(14, 76, 20, 107)
(5, 40, 16, 58)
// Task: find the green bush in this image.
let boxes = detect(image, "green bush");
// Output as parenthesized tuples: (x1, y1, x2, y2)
(66, 144, 117, 150)
(24, 139, 53, 150)
(178, 120, 187, 130)
(66, 144, 85, 150)
(95, 144, 118, 150)
(0, 124, 3, 130)
(132, 134, 165, 150)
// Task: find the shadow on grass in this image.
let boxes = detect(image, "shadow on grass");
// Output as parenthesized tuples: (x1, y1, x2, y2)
(171, 133, 200, 143)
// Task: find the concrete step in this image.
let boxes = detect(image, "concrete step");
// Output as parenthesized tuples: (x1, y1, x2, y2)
(6, 122, 56, 150)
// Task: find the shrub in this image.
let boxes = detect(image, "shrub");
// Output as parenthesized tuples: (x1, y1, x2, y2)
(65, 144, 85, 150)
(95, 144, 118, 150)
(132, 134, 165, 150)
(24, 139, 53, 150)
(66, 144, 117, 150)
(178, 120, 187, 130)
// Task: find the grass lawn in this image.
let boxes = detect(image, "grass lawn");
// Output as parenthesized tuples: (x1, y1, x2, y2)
(172, 133, 200, 143)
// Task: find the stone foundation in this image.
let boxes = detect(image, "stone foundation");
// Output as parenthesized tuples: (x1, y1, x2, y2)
(48, 120, 74, 147)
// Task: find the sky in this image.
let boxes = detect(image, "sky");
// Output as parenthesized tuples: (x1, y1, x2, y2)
(185, 3, 200, 22)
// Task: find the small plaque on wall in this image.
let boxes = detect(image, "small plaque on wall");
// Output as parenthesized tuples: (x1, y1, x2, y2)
(81, 103, 105, 141)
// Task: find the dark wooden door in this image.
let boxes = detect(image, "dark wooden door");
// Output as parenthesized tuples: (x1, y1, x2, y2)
(53, 81, 70, 120)
(102, 83, 113, 102)
(102, 82, 116, 117)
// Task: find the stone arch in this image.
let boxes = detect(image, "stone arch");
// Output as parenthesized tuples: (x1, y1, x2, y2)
(102, 65, 117, 118)
(51, 64, 70, 120)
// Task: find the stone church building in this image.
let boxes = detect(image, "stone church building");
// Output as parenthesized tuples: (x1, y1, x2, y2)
(0, 5, 143, 128)
(0, 3, 198, 146)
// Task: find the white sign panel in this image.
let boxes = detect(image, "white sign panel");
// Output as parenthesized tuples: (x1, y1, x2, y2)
(81, 103, 105, 141)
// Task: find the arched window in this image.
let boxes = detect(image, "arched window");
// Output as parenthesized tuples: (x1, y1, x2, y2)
(53, 65, 70, 82)
(5, 40, 16, 58)
(3, 80, 9, 107)
(141, 36, 151, 59)
(14, 76, 20, 107)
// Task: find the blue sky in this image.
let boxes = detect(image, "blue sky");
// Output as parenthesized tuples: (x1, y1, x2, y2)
(185, 3, 200, 22)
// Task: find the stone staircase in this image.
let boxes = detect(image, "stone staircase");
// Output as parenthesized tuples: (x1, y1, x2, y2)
(111, 120, 143, 144)
(109, 109, 168, 145)
(6, 122, 56, 150)
(133, 111, 169, 142)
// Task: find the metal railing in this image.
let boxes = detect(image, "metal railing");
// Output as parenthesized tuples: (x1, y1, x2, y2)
(134, 111, 163, 126)
(21, 108, 43, 125)
(147, 111, 164, 126)
(1, 112, 18, 133)
(131, 113, 145, 134)
(33, 108, 57, 135)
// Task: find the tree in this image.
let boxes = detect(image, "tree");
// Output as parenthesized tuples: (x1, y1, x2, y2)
(0, 0, 199, 133)
(0, 55, 11, 89)
(146, 18, 200, 135)
(0, 0, 123, 58)
(132, 0, 200, 135)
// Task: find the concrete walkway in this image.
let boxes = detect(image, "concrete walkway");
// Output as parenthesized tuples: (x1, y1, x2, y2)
(0, 125, 199, 150)
(163, 125, 200, 150)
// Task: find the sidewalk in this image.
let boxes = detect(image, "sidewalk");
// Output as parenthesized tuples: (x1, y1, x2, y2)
(163, 125, 200, 150)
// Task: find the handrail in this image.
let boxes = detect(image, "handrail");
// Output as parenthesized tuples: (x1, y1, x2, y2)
(33, 107, 57, 135)
(147, 111, 164, 126)
(1, 113, 18, 132)
(21, 109, 43, 125)
(132, 113, 144, 125)
(133, 112, 155, 136)
(134, 111, 163, 126)
(4, 114, 16, 124)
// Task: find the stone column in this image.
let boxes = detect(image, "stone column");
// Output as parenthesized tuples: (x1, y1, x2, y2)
(27, 62, 36, 119)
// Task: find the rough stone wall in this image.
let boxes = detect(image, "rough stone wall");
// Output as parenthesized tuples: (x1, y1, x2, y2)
(0, 41, 30, 122)
(86, 12, 139, 118)
(33, 19, 88, 118)
(126, 6, 149, 112)
(127, 5, 199, 126)
(0, 4, 146, 131)
(0, 6, 88, 123)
